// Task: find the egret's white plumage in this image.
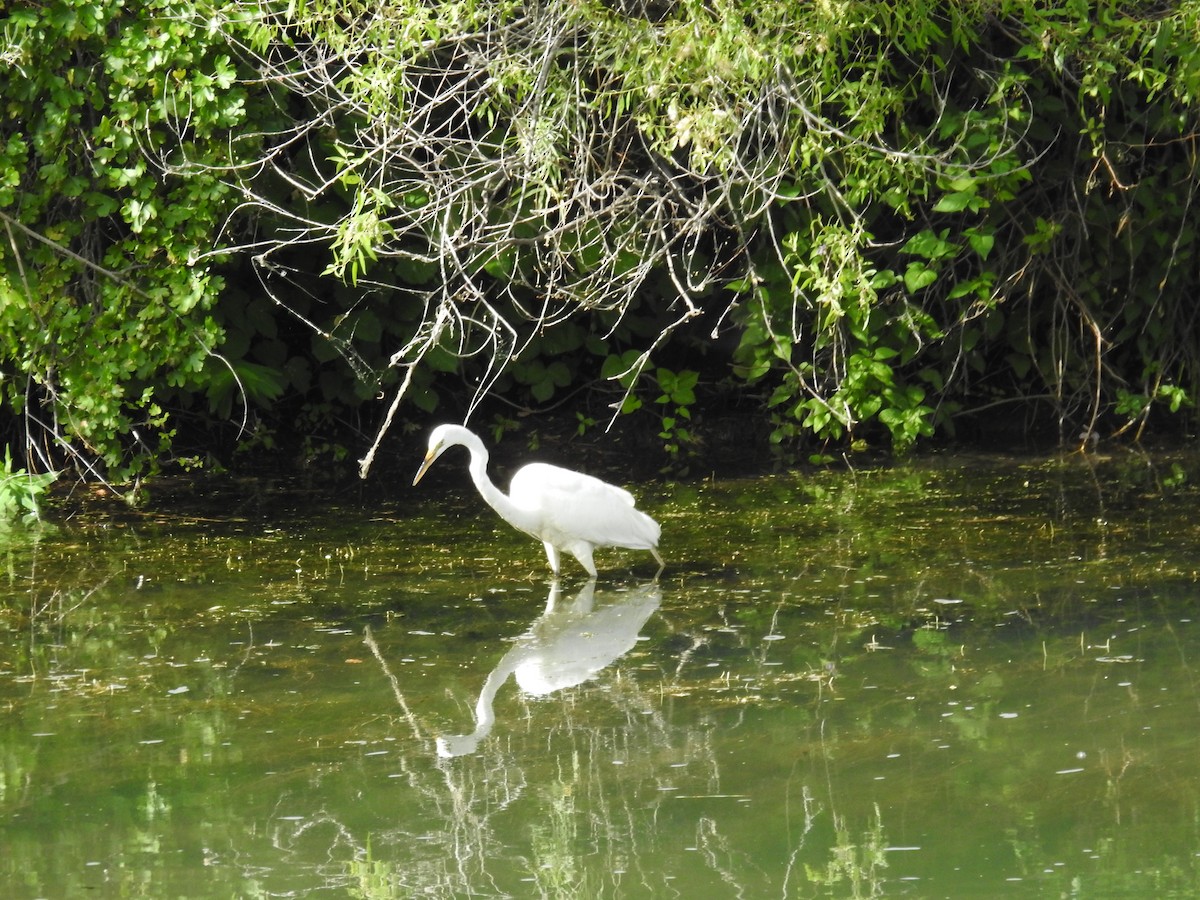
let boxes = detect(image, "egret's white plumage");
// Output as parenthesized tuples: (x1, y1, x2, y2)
(412, 424, 664, 578)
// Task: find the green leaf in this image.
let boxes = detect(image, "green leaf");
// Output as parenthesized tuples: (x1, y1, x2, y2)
(904, 262, 939, 294)
(869, 268, 898, 289)
(966, 229, 995, 260)
(933, 191, 974, 213)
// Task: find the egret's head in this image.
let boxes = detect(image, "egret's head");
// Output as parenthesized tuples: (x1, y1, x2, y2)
(412, 424, 468, 485)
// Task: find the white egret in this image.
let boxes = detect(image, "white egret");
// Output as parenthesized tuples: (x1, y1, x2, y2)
(412, 424, 664, 578)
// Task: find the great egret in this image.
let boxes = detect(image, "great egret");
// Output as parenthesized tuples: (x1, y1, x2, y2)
(412, 424, 664, 578)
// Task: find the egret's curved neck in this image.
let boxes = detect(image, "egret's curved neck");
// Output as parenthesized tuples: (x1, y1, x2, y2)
(473, 655, 517, 730)
(436, 654, 515, 757)
(461, 433, 536, 533)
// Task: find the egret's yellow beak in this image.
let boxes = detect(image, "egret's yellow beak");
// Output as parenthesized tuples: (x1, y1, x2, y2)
(412, 452, 437, 486)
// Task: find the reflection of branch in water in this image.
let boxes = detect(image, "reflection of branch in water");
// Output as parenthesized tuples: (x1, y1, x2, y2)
(780, 784, 821, 897)
(437, 579, 662, 758)
(31, 581, 108, 630)
(363, 624, 424, 743)
(673, 632, 710, 679)
(695, 816, 753, 900)
(21, 563, 115, 681)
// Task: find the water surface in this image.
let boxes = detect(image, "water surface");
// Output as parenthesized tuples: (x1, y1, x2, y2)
(2, 450, 1199, 897)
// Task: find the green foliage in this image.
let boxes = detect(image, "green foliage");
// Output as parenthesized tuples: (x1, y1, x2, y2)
(489, 413, 520, 445)
(727, 0, 1200, 450)
(511, 359, 572, 405)
(733, 219, 940, 453)
(575, 411, 597, 437)
(653, 367, 700, 463)
(0, 447, 57, 526)
(311, 0, 1200, 454)
(176, 0, 1199, 468)
(4, 0, 1200, 483)
(601, 350, 650, 416)
(0, 0, 253, 480)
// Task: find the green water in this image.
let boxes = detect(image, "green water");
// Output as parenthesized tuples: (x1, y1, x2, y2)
(2, 451, 1199, 898)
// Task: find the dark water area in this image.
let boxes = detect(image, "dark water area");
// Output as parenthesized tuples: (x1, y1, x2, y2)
(1, 449, 1199, 897)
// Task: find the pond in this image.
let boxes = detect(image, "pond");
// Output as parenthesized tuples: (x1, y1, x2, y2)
(1, 448, 1199, 898)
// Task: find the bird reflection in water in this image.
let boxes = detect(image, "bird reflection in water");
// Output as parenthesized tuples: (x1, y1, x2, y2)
(437, 579, 662, 758)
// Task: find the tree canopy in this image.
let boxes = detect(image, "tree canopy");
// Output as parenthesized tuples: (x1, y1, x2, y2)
(2, 0, 1198, 487)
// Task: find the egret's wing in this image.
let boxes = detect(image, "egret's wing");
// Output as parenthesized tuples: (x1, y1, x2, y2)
(509, 463, 659, 550)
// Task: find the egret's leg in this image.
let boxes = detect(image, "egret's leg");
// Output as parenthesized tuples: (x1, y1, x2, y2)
(572, 544, 598, 580)
(650, 547, 665, 579)
(543, 541, 561, 575)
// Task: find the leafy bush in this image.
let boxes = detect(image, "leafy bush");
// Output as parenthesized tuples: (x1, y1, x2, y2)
(0, 0, 254, 481)
(4, 0, 1200, 484)
(727, 1, 1200, 450)
(238, 0, 1200, 460)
